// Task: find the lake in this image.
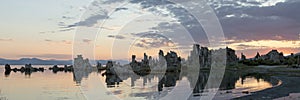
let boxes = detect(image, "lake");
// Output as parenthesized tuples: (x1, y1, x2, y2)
(0, 65, 281, 100)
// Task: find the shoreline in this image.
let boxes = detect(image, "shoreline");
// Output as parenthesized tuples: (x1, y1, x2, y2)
(233, 65, 300, 100)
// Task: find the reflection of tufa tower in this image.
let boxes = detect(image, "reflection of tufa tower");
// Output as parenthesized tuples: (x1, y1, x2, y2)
(73, 55, 93, 84)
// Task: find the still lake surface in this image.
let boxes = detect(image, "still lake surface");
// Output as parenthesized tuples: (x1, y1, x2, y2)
(0, 65, 280, 100)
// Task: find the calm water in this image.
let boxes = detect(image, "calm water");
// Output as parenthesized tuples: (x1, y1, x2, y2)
(0, 65, 280, 100)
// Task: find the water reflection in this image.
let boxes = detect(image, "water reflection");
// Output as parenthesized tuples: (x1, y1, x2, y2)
(4, 70, 11, 77)
(73, 68, 93, 84)
(103, 73, 123, 88)
(0, 65, 85, 100)
(100, 69, 280, 99)
(158, 71, 181, 91)
(2, 65, 280, 100)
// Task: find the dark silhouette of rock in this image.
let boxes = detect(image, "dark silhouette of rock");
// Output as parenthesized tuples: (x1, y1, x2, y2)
(105, 73, 123, 88)
(165, 51, 182, 72)
(4, 64, 12, 77)
(225, 47, 239, 66)
(6, 64, 45, 76)
(24, 64, 32, 72)
(242, 91, 250, 94)
(298, 56, 300, 67)
(4, 64, 11, 71)
(241, 53, 246, 61)
(243, 50, 287, 66)
(104, 61, 116, 75)
(96, 62, 105, 70)
(130, 53, 151, 76)
(38, 67, 45, 72)
(4, 70, 11, 77)
(254, 52, 261, 60)
(187, 44, 238, 67)
(49, 65, 73, 73)
(261, 50, 285, 63)
(158, 71, 181, 91)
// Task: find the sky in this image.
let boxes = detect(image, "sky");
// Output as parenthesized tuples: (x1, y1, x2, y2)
(0, 0, 299, 60)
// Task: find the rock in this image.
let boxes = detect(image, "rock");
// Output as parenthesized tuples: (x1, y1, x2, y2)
(74, 55, 92, 69)
(225, 47, 239, 66)
(50, 65, 68, 73)
(12, 68, 18, 72)
(242, 91, 250, 94)
(130, 53, 151, 76)
(25, 64, 32, 69)
(38, 67, 44, 72)
(20, 67, 25, 72)
(96, 62, 104, 70)
(187, 44, 238, 68)
(63, 65, 73, 72)
(254, 52, 261, 60)
(261, 50, 285, 63)
(241, 53, 246, 61)
(165, 51, 181, 72)
(248, 50, 286, 65)
(105, 61, 117, 75)
(4, 70, 11, 77)
(4, 64, 11, 71)
(226, 91, 232, 93)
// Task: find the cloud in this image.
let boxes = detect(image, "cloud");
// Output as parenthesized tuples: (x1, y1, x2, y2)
(0, 38, 13, 42)
(82, 39, 92, 44)
(230, 40, 300, 51)
(62, 40, 72, 45)
(44, 39, 52, 42)
(58, 28, 75, 32)
(44, 39, 72, 45)
(132, 32, 175, 49)
(39, 31, 55, 34)
(236, 47, 300, 58)
(58, 22, 66, 26)
(18, 54, 72, 60)
(62, 16, 75, 20)
(102, 0, 125, 4)
(60, 0, 299, 52)
(39, 28, 75, 34)
(66, 13, 109, 28)
(115, 7, 128, 12)
(65, 1, 110, 28)
(107, 35, 126, 39)
(216, 0, 300, 41)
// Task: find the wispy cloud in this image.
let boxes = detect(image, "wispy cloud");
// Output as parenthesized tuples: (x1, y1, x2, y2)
(18, 54, 72, 60)
(107, 35, 126, 39)
(115, 7, 128, 12)
(39, 28, 75, 34)
(132, 33, 175, 49)
(62, 40, 72, 45)
(0, 38, 13, 42)
(44, 39, 52, 42)
(82, 39, 92, 44)
(44, 39, 72, 45)
(230, 40, 300, 50)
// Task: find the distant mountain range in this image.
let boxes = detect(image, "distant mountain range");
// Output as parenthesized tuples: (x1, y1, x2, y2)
(0, 58, 129, 65)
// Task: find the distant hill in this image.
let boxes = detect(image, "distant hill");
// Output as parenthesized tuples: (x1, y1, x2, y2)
(0, 58, 129, 65)
(0, 58, 72, 65)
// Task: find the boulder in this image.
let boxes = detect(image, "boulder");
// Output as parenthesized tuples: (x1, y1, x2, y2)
(4, 64, 11, 71)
